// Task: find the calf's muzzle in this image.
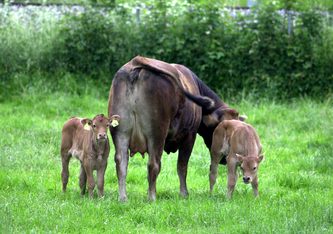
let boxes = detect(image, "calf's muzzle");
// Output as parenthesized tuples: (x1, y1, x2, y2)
(98, 133, 107, 140)
(243, 176, 251, 183)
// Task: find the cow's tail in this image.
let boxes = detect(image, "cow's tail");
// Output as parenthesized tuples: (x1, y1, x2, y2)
(181, 90, 215, 110)
(131, 56, 215, 110)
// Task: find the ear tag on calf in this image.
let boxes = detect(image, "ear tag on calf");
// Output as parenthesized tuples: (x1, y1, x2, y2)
(84, 123, 90, 131)
(111, 119, 119, 127)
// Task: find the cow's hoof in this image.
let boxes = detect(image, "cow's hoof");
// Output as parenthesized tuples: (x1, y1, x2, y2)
(118, 196, 128, 202)
(147, 196, 156, 202)
(179, 191, 189, 199)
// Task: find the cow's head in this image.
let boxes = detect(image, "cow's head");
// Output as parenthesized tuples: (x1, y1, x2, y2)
(237, 153, 265, 184)
(81, 114, 121, 141)
(202, 107, 247, 129)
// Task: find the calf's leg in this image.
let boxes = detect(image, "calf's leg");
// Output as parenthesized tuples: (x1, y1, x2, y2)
(251, 176, 259, 197)
(83, 161, 95, 199)
(79, 163, 87, 196)
(97, 164, 107, 198)
(61, 154, 71, 193)
(209, 151, 223, 192)
(226, 155, 239, 198)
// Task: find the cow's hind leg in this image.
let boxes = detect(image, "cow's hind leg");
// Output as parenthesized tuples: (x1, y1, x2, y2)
(79, 162, 87, 196)
(226, 154, 239, 198)
(114, 137, 130, 202)
(177, 137, 196, 198)
(61, 153, 71, 193)
(147, 147, 163, 202)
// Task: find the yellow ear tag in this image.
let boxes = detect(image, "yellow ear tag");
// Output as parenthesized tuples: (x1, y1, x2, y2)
(111, 119, 119, 127)
(84, 123, 90, 131)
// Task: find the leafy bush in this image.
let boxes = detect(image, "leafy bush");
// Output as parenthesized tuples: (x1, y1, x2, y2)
(48, 5, 137, 82)
(134, 4, 333, 98)
(1, 3, 333, 100)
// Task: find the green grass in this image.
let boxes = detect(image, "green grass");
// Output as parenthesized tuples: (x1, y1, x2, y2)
(1, 77, 333, 233)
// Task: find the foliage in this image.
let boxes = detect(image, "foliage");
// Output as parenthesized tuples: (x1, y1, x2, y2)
(48, 4, 136, 82)
(1, 3, 333, 100)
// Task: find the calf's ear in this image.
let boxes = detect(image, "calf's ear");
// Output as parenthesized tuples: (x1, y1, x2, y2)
(236, 154, 244, 162)
(257, 153, 265, 163)
(109, 115, 121, 127)
(80, 118, 92, 126)
(109, 115, 120, 122)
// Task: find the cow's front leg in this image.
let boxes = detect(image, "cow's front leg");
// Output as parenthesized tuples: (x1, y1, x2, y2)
(114, 139, 129, 202)
(251, 176, 259, 197)
(97, 163, 107, 198)
(79, 162, 87, 196)
(226, 155, 239, 198)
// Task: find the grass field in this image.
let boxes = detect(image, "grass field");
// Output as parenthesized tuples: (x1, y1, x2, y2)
(0, 76, 332, 233)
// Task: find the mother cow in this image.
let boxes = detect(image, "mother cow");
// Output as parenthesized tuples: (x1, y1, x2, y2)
(108, 56, 245, 201)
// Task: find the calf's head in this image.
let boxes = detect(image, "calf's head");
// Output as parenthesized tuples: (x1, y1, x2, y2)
(81, 114, 120, 141)
(237, 153, 265, 184)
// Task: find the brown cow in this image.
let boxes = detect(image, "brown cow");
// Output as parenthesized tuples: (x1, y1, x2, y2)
(108, 56, 245, 201)
(60, 114, 120, 199)
(209, 120, 264, 197)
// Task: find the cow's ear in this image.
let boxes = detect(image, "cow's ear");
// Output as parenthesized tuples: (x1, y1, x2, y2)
(257, 153, 265, 163)
(239, 115, 247, 122)
(202, 115, 219, 128)
(236, 154, 244, 162)
(80, 118, 92, 126)
(221, 108, 239, 121)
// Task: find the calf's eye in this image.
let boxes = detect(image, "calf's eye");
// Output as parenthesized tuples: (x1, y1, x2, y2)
(253, 167, 257, 170)
(93, 124, 96, 128)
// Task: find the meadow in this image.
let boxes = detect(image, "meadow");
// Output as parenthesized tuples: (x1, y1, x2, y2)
(1, 1, 333, 233)
(0, 77, 333, 233)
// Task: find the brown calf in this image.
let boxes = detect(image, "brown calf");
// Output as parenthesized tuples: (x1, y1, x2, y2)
(60, 114, 120, 199)
(209, 120, 265, 197)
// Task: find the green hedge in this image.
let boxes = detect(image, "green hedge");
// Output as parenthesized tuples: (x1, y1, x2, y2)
(1, 3, 333, 99)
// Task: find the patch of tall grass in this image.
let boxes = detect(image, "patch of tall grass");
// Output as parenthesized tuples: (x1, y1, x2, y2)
(0, 5, 62, 71)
